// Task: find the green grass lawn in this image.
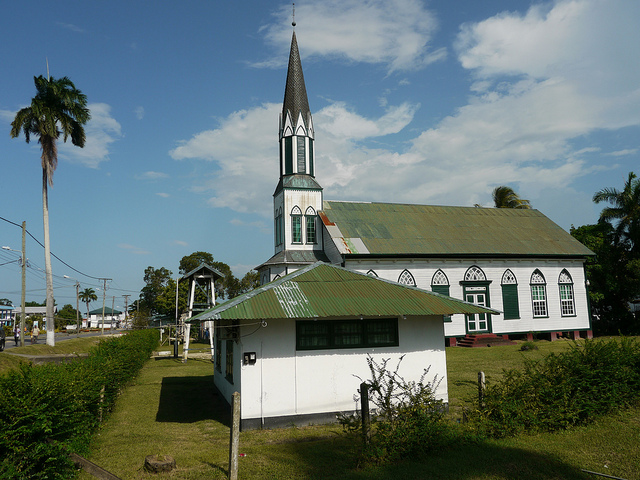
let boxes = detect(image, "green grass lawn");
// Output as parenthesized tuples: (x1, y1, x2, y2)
(78, 337, 640, 480)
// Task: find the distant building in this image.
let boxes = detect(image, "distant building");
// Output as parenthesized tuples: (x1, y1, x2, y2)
(88, 307, 124, 328)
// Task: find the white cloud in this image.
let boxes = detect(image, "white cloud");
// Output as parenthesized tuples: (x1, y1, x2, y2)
(607, 149, 638, 157)
(173, 240, 188, 247)
(118, 243, 150, 255)
(58, 103, 122, 168)
(137, 171, 169, 180)
(134, 106, 145, 120)
(259, 0, 443, 72)
(156, 192, 170, 198)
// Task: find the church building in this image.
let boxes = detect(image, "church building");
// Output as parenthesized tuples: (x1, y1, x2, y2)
(257, 29, 594, 345)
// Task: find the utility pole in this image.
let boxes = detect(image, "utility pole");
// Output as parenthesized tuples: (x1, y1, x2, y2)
(75, 282, 80, 337)
(20, 222, 26, 347)
(111, 296, 115, 328)
(100, 278, 111, 334)
(123, 294, 130, 328)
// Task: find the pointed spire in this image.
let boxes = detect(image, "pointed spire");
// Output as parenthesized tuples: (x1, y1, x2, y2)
(282, 31, 310, 129)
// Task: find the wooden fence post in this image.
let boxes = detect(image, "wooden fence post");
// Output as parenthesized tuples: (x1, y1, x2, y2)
(478, 371, 486, 409)
(360, 382, 371, 445)
(229, 391, 240, 480)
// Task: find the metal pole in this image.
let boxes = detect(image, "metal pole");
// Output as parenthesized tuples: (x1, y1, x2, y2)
(101, 279, 107, 335)
(76, 282, 80, 337)
(20, 222, 26, 347)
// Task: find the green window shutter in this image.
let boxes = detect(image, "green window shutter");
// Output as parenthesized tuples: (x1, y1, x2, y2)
(502, 284, 520, 319)
(431, 285, 452, 322)
(309, 138, 314, 176)
(284, 137, 293, 174)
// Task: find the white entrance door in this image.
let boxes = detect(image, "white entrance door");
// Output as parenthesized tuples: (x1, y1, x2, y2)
(466, 293, 488, 332)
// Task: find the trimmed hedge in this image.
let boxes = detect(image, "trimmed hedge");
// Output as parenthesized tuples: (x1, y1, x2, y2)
(0, 329, 159, 479)
(467, 337, 640, 438)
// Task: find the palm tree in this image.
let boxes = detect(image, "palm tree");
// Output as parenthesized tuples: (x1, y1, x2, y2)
(492, 186, 531, 209)
(593, 171, 640, 255)
(10, 75, 90, 346)
(79, 288, 98, 324)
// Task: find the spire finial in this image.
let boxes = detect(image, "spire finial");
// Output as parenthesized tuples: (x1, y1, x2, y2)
(292, 3, 296, 27)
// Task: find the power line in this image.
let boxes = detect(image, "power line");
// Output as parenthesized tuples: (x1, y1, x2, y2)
(0, 214, 105, 280)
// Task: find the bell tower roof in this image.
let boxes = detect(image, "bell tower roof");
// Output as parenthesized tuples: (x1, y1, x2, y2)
(282, 31, 311, 128)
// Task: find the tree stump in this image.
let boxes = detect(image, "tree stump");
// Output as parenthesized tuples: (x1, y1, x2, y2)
(144, 455, 176, 473)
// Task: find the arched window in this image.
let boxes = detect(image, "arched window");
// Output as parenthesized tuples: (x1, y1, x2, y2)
(530, 270, 548, 317)
(291, 206, 302, 244)
(274, 207, 283, 247)
(431, 269, 451, 322)
(366, 270, 378, 277)
(464, 266, 486, 282)
(305, 207, 317, 244)
(398, 269, 416, 287)
(558, 269, 575, 316)
(501, 269, 520, 320)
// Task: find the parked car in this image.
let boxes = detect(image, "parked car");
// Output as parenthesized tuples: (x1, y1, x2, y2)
(0, 327, 5, 351)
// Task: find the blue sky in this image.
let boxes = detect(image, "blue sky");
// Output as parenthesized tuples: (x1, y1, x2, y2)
(1, 0, 639, 310)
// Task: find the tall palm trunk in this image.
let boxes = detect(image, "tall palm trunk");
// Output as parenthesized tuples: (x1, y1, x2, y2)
(43, 169, 55, 346)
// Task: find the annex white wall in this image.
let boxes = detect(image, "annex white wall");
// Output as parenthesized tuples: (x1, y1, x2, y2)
(217, 315, 448, 424)
(345, 258, 591, 337)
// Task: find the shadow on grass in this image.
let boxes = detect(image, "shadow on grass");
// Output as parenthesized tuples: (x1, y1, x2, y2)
(267, 438, 591, 480)
(155, 374, 230, 426)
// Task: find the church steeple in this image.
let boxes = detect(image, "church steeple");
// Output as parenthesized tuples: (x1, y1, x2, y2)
(279, 28, 315, 178)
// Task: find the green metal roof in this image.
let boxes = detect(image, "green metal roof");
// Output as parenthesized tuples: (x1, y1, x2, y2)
(189, 262, 497, 322)
(88, 307, 122, 315)
(321, 201, 593, 257)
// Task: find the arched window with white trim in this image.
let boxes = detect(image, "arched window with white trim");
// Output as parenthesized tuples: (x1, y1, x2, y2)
(530, 270, 548, 317)
(366, 270, 378, 277)
(291, 206, 302, 244)
(464, 266, 487, 282)
(305, 206, 317, 244)
(501, 269, 520, 320)
(398, 269, 416, 287)
(558, 269, 575, 316)
(431, 269, 451, 322)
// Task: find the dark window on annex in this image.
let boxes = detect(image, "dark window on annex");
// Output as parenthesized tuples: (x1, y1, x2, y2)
(296, 318, 399, 351)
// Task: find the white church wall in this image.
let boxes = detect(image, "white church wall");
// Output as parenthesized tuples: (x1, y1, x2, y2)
(345, 258, 591, 338)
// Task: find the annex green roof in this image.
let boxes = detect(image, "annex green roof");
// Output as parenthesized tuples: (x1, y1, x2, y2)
(189, 262, 497, 322)
(88, 307, 122, 315)
(321, 201, 594, 258)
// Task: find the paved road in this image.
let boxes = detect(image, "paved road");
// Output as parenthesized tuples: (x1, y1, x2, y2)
(3, 330, 121, 350)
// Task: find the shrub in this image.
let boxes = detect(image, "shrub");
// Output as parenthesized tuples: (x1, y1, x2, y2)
(0, 329, 159, 479)
(466, 337, 640, 438)
(339, 355, 457, 464)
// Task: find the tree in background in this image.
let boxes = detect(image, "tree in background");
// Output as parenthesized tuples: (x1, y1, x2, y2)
(11, 75, 90, 346)
(571, 171, 640, 335)
(137, 252, 261, 319)
(593, 171, 640, 256)
(492, 186, 531, 209)
(140, 267, 173, 315)
(56, 304, 81, 330)
(79, 288, 98, 323)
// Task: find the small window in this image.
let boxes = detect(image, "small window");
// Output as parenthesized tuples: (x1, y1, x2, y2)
(530, 270, 548, 318)
(296, 318, 399, 351)
(398, 269, 416, 287)
(225, 339, 234, 383)
(501, 269, 520, 320)
(215, 335, 222, 372)
(291, 206, 302, 244)
(284, 137, 293, 175)
(305, 207, 316, 244)
(558, 270, 575, 316)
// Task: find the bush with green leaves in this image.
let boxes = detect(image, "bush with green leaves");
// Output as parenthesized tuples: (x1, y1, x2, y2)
(467, 337, 640, 438)
(339, 355, 458, 464)
(0, 329, 159, 479)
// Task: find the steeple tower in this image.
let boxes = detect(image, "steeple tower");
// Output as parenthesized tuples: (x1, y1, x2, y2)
(279, 30, 315, 178)
(257, 24, 327, 285)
